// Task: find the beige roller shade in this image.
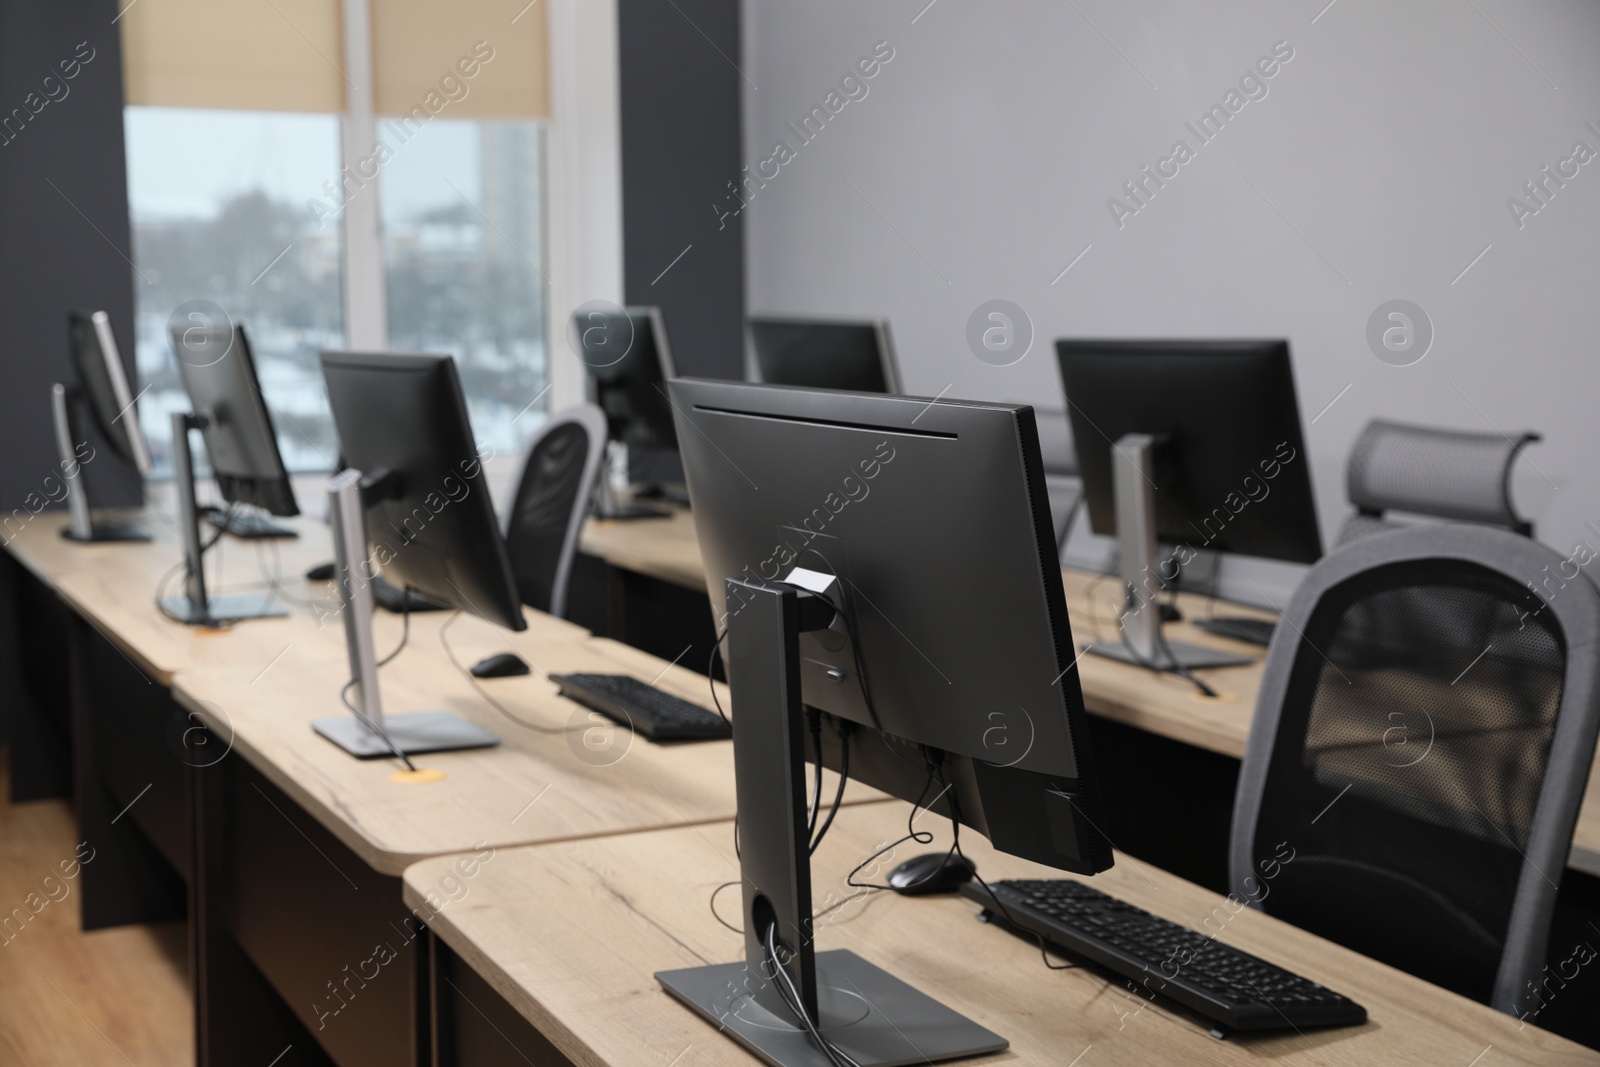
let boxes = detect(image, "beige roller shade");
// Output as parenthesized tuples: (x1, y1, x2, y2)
(370, 0, 548, 119)
(121, 0, 347, 112)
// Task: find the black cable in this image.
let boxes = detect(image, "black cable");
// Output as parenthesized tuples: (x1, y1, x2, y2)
(707, 627, 730, 724)
(438, 611, 588, 735)
(806, 710, 823, 841)
(938, 767, 1079, 973)
(153, 560, 195, 625)
(376, 593, 410, 667)
(1115, 625, 1218, 698)
(255, 538, 325, 610)
(339, 678, 417, 771)
(844, 758, 943, 893)
(154, 502, 238, 627)
(709, 879, 743, 934)
(809, 721, 849, 855)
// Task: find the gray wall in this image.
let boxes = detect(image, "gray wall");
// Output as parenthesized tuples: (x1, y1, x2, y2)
(741, 0, 1600, 602)
(0, 0, 141, 512)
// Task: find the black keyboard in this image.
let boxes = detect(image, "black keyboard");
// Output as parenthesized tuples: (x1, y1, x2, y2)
(961, 879, 1365, 1034)
(1194, 616, 1276, 647)
(551, 673, 731, 742)
(201, 506, 297, 539)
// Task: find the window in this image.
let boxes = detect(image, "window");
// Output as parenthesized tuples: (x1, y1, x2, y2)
(121, 0, 553, 479)
(381, 120, 549, 456)
(125, 107, 344, 474)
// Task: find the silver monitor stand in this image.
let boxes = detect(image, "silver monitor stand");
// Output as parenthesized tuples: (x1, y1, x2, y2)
(309, 468, 499, 759)
(1082, 433, 1251, 671)
(157, 412, 285, 624)
(52, 383, 150, 543)
(658, 579, 1005, 1067)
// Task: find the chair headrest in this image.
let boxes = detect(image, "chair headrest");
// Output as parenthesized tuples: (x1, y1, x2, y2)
(1346, 418, 1537, 534)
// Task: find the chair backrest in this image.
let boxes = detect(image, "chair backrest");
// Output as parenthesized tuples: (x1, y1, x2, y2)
(1338, 418, 1539, 545)
(501, 405, 607, 618)
(1229, 524, 1600, 1017)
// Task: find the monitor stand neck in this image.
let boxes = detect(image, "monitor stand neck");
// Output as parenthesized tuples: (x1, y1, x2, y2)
(1086, 432, 1249, 671)
(309, 468, 499, 760)
(52, 383, 150, 543)
(591, 443, 669, 521)
(656, 577, 1006, 1067)
(157, 412, 284, 625)
(331, 469, 385, 728)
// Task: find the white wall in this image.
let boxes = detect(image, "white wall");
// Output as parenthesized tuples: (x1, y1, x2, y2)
(741, 0, 1600, 604)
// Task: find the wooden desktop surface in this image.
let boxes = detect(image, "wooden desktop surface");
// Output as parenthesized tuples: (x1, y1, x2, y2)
(403, 800, 1598, 1067)
(174, 614, 878, 876)
(583, 508, 1270, 758)
(580, 507, 1600, 878)
(3, 507, 887, 877)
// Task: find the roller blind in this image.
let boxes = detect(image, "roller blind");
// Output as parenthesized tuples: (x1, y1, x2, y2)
(370, 0, 548, 118)
(121, 0, 549, 119)
(121, 0, 347, 112)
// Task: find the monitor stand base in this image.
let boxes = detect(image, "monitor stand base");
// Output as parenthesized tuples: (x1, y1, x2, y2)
(658, 949, 1006, 1067)
(158, 593, 287, 626)
(62, 521, 151, 543)
(1084, 637, 1252, 670)
(311, 712, 499, 758)
(203, 511, 297, 539)
(593, 501, 671, 521)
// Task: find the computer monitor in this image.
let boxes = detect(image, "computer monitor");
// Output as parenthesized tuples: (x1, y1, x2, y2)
(158, 322, 302, 625)
(56, 310, 153, 541)
(1056, 338, 1322, 670)
(572, 306, 682, 519)
(657, 378, 1110, 1065)
(168, 322, 299, 522)
(748, 316, 900, 394)
(313, 349, 524, 757)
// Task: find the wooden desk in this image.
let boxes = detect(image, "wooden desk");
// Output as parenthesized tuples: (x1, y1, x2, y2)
(404, 801, 1598, 1067)
(580, 508, 1271, 758)
(581, 507, 707, 591)
(0, 510, 353, 930)
(580, 509, 1600, 880)
(175, 623, 852, 876)
(167, 588, 876, 1067)
(1, 504, 880, 1066)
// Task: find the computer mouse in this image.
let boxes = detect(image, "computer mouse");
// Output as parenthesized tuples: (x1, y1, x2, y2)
(887, 852, 977, 895)
(305, 561, 337, 582)
(471, 652, 531, 679)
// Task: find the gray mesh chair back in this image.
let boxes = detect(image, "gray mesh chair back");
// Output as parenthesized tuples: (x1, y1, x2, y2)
(501, 405, 606, 618)
(1229, 525, 1600, 1016)
(1339, 418, 1539, 545)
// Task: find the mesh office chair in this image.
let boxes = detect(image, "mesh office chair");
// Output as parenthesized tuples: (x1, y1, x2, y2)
(1229, 524, 1600, 1017)
(1338, 418, 1539, 545)
(501, 405, 607, 618)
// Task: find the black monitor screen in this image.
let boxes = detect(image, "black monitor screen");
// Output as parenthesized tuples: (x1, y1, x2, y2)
(322, 350, 526, 633)
(68, 310, 151, 474)
(170, 324, 298, 516)
(1057, 339, 1322, 566)
(671, 377, 1111, 874)
(749, 317, 898, 394)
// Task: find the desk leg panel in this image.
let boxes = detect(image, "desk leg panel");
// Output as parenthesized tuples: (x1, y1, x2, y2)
(192, 757, 338, 1067)
(432, 939, 574, 1067)
(2, 554, 73, 800)
(69, 615, 186, 930)
(1085, 715, 1239, 894)
(83, 622, 192, 878)
(222, 758, 429, 1067)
